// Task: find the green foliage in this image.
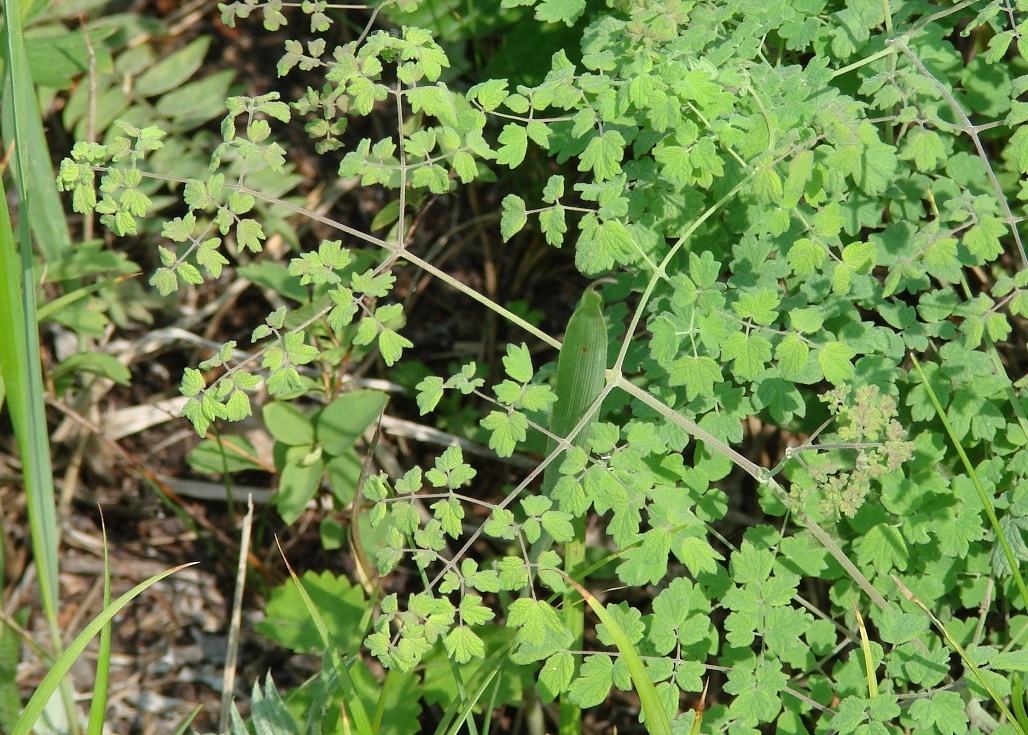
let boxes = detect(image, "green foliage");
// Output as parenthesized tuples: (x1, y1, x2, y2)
(258, 571, 370, 654)
(62, 0, 1028, 733)
(184, 389, 386, 530)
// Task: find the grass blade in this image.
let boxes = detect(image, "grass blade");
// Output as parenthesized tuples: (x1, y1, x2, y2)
(0, 610, 23, 733)
(1, 0, 62, 638)
(432, 639, 514, 735)
(852, 596, 878, 699)
(85, 517, 112, 735)
(11, 563, 198, 735)
(563, 575, 673, 735)
(910, 354, 1028, 612)
(0, 0, 72, 263)
(1014, 674, 1028, 735)
(275, 539, 375, 735)
(37, 273, 138, 323)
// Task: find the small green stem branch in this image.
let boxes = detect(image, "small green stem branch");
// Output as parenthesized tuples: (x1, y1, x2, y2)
(830, 0, 977, 80)
(427, 382, 618, 590)
(243, 185, 563, 349)
(890, 40, 1026, 266)
(93, 167, 561, 352)
(613, 373, 894, 613)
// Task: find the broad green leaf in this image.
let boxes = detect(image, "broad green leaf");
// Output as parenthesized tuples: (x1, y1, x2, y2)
(506, 598, 573, 663)
(908, 692, 969, 735)
(316, 390, 388, 455)
(733, 289, 780, 326)
(468, 79, 509, 111)
(502, 342, 535, 383)
(257, 571, 368, 653)
(444, 626, 485, 664)
(900, 129, 945, 172)
(576, 216, 635, 275)
(567, 654, 614, 708)
(539, 651, 575, 702)
(275, 456, 324, 525)
(263, 401, 315, 446)
(379, 328, 413, 366)
(134, 36, 211, 97)
(842, 240, 876, 273)
(787, 238, 825, 277)
(579, 129, 625, 181)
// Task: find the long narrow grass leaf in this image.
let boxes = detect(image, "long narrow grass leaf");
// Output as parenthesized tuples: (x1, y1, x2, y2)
(564, 575, 673, 735)
(433, 638, 514, 735)
(1, 0, 62, 640)
(0, 1, 72, 263)
(85, 517, 112, 735)
(172, 704, 204, 735)
(852, 596, 877, 699)
(275, 540, 375, 735)
(911, 355, 1028, 612)
(12, 563, 198, 735)
(0, 610, 23, 733)
(893, 575, 1026, 735)
(1013, 674, 1028, 735)
(37, 274, 138, 323)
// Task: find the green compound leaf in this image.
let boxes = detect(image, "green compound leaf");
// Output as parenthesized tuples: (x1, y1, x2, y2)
(379, 328, 413, 366)
(566, 576, 673, 735)
(789, 308, 823, 334)
(723, 658, 789, 729)
(481, 409, 529, 457)
(539, 204, 568, 247)
(508, 0, 588, 25)
(721, 333, 772, 381)
(468, 79, 510, 111)
(818, 341, 856, 385)
(907, 691, 969, 735)
(668, 355, 723, 401)
(539, 651, 575, 703)
(502, 342, 535, 383)
(579, 129, 625, 181)
(900, 128, 946, 172)
(576, 216, 635, 275)
(567, 654, 614, 708)
(500, 194, 528, 241)
(506, 598, 574, 664)
(61, 4, 1028, 733)
(444, 626, 486, 664)
(733, 289, 780, 326)
(425, 446, 477, 489)
(496, 123, 528, 167)
(775, 335, 810, 380)
(964, 217, 1007, 262)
